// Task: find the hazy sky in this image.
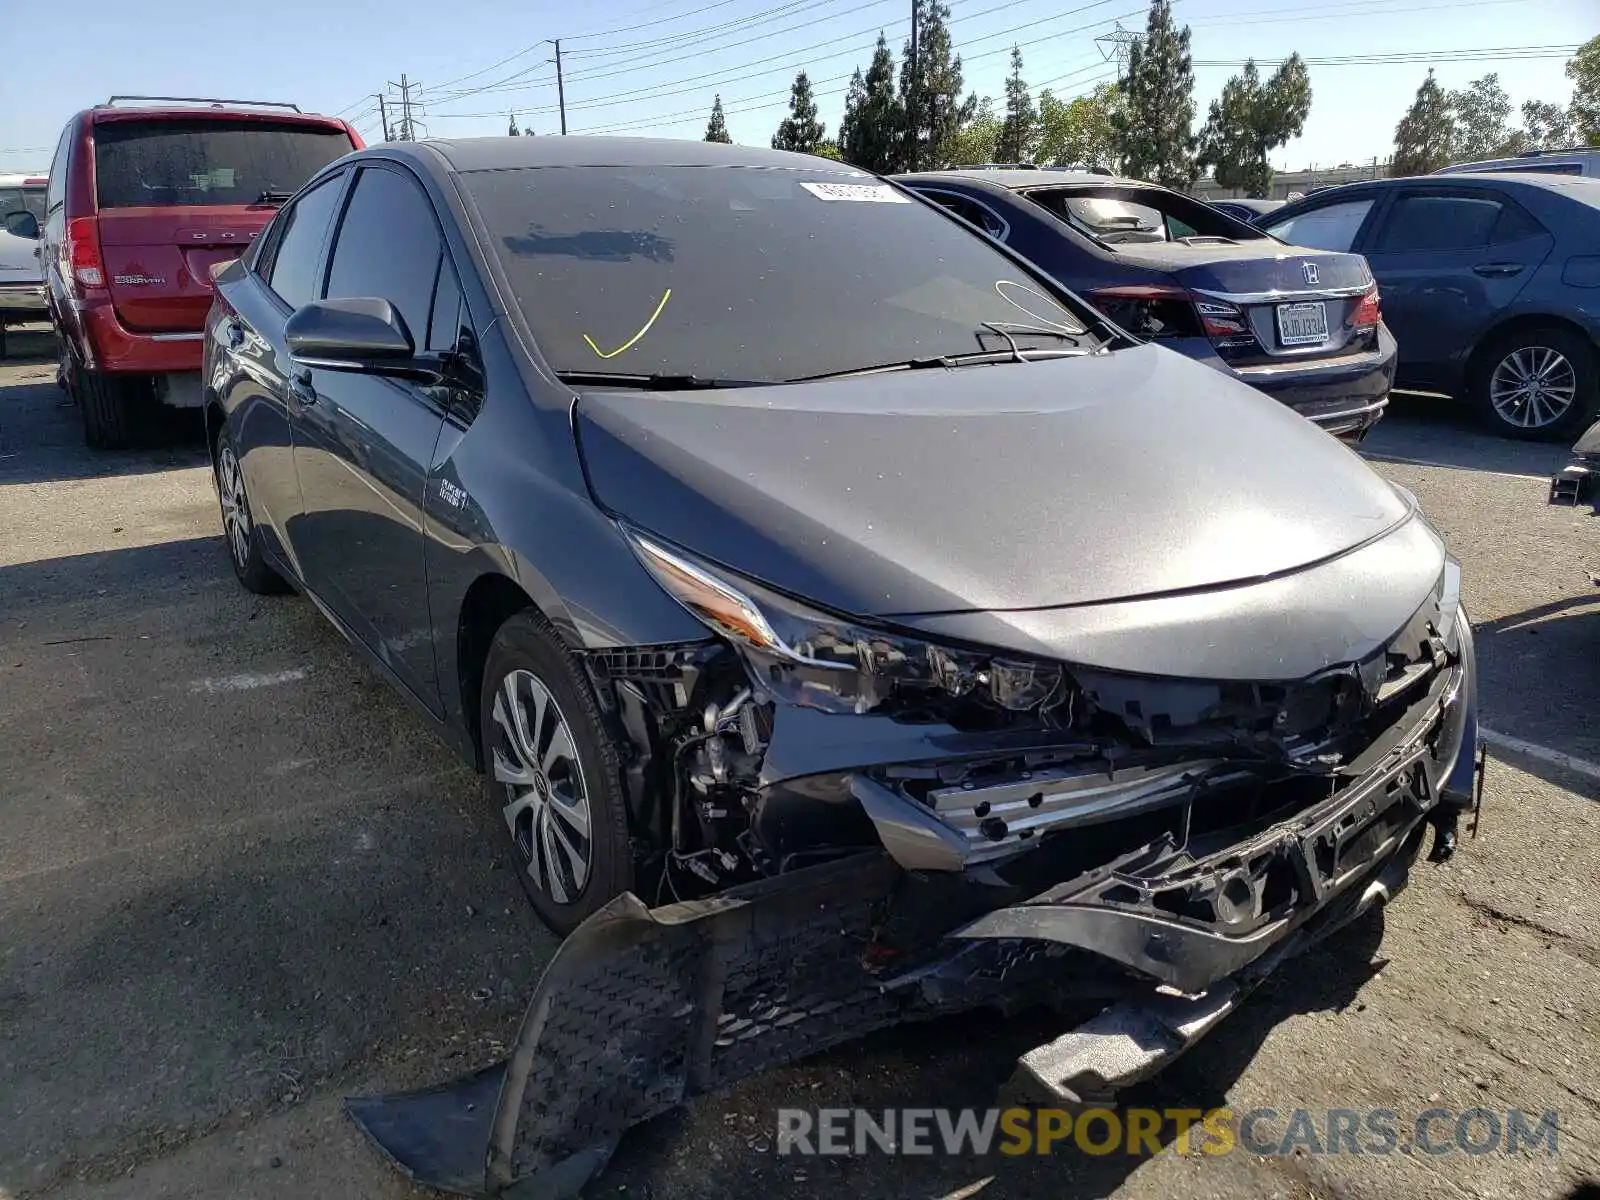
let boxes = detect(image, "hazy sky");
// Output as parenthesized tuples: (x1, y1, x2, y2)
(0, 0, 1590, 174)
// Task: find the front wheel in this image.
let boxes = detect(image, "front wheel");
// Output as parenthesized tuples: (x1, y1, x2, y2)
(479, 610, 632, 936)
(1471, 327, 1598, 442)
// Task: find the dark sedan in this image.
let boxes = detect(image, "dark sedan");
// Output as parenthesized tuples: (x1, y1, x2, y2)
(202, 133, 1477, 1046)
(1260, 173, 1600, 440)
(895, 169, 1395, 440)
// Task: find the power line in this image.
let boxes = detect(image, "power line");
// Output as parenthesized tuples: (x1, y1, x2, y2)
(430, 0, 1129, 119)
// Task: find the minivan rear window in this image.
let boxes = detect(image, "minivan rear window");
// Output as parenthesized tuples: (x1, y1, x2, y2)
(93, 120, 352, 209)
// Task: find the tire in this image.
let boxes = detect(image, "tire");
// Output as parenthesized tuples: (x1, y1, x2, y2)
(479, 609, 632, 936)
(73, 360, 141, 449)
(213, 426, 289, 594)
(1470, 326, 1598, 442)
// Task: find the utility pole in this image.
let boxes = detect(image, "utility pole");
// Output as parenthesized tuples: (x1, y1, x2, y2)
(552, 40, 568, 135)
(374, 93, 390, 142)
(389, 74, 416, 141)
(907, 0, 920, 171)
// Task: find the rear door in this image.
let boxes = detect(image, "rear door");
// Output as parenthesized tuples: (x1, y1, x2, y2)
(287, 162, 452, 710)
(92, 118, 353, 333)
(221, 170, 349, 567)
(1356, 184, 1552, 386)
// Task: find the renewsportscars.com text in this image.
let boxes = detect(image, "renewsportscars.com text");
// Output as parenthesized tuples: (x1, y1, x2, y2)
(775, 1107, 1560, 1158)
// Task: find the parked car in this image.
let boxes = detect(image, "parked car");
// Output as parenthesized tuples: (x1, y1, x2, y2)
(1549, 415, 1600, 507)
(1260, 173, 1600, 439)
(0, 172, 48, 356)
(895, 169, 1394, 441)
(1435, 147, 1600, 179)
(40, 97, 362, 447)
(1208, 196, 1285, 223)
(204, 131, 1476, 1070)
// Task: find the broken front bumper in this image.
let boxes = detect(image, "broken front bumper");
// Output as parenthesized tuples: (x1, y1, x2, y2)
(347, 640, 1478, 1198)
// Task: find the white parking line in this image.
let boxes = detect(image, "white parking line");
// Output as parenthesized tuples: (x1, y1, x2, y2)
(188, 667, 309, 694)
(1360, 451, 1550, 482)
(1481, 724, 1600, 784)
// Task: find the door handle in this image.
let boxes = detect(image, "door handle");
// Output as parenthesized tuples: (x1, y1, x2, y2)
(287, 369, 317, 407)
(1472, 262, 1524, 278)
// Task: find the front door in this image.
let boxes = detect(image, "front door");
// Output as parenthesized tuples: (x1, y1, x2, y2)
(1359, 186, 1552, 389)
(287, 163, 452, 711)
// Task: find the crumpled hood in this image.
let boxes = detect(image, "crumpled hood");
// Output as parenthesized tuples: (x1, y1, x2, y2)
(574, 344, 1409, 618)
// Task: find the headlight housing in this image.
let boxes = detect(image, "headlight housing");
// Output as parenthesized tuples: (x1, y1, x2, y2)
(625, 528, 1064, 715)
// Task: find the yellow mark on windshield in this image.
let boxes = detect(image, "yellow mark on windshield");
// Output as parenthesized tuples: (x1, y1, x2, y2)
(583, 288, 673, 360)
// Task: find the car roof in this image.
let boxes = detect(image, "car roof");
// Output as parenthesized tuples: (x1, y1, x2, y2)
(418, 136, 872, 174)
(1436, 149, 1600, 173)
(85, 101, 350, 131)
(896, 168, 1149, 191)
(0, 173, 47, 187)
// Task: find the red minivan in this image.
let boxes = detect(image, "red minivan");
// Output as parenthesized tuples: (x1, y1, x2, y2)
(41, 98, 363, 446)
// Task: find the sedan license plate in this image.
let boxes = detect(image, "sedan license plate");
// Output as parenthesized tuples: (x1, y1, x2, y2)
(1276, 301, 1328, 347)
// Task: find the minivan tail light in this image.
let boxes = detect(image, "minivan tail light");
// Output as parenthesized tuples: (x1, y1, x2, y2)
(1351, 286, 1381, 329)
(66, 217, 106, 291)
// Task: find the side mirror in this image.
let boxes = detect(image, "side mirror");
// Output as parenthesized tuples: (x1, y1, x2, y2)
(285, 297, 440, 381)
(2, 210, 39, 239)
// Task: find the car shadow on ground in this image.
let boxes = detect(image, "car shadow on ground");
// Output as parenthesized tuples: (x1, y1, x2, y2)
(1474, 594, 1600, 799)
(599, 912, 1387, 1198)
(0, 328, 208, 486)
(1365, 394, 1579, 480)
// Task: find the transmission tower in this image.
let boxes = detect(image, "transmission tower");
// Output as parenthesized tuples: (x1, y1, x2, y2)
(1094, 22, 1143, 80)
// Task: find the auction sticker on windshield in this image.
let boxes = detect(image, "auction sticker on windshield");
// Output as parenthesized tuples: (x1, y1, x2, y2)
(799, 181, 910, 203)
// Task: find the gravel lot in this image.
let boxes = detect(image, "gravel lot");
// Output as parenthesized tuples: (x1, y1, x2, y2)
(2, 323, 1597, 1200)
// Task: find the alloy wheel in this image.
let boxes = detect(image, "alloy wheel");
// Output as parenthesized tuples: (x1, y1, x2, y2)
(217, 445, 252, 570)
(1489, 345, 1577, 430)
(491, 669, 593, 904)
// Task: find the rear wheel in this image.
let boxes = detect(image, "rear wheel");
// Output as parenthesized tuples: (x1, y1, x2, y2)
(1471, 326, 1598, 441)
(72, 360, 143, 449)
(478, 610, 632, 936)
(213, 427, 289, 594)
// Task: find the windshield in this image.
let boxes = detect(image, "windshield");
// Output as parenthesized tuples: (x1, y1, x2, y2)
(93, 120, 353, 209)
(464, 165, 1098, 382)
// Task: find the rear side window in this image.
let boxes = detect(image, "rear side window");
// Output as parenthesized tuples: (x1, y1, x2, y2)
(0, 187, 45, 221)
(264, 175, 343, 309)
(323, 167, 442, 346)
(1265, 199, 1374, 251)
(47, 124, 72, 212)
(920, 190, 1007, 239)
(92, 119, 352, 209)
(1374, 194, 1503, 251)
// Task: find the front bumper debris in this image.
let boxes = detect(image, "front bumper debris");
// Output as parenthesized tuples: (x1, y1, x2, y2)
(1551, 416, 1600, 508)
(347, 706, 1479, 1198)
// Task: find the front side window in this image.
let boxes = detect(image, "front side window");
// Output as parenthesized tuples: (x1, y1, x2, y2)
(93, 119, 353, 209)
(323, 167, 443, 346)
(264, 174, 343, 309)
(1264, 199, 1374, 252)
(465, 166, 1098, 383)
(1375, 194, 1502, 252)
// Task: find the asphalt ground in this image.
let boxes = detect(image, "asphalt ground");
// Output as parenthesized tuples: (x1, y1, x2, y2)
(2, 322, 1598, 1200)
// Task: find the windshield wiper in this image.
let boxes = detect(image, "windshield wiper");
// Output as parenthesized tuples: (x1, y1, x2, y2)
(555, 370, 767, 391)
(255, 188, 295, 204)
(790, 345, 1093, 383)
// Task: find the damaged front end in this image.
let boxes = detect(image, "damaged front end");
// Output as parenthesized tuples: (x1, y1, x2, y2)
(348, 529, 1480, 1198)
